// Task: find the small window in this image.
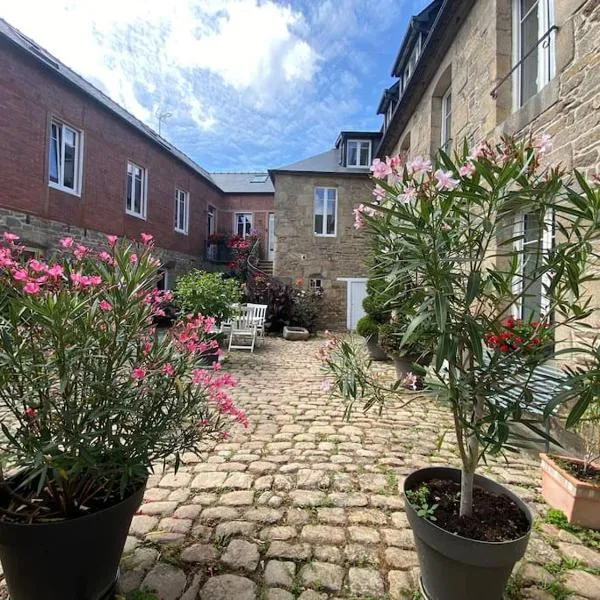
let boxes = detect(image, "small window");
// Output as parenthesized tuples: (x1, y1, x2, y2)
(314, 187, 337, 237)
(174, 188, 189, 234)
(126, 162, 147, 219)
(346, 140, 371, 168)
(235, 213, 253, 238)
(156, 268, 170, 291)
(48, 119, 83, 195)
(250, 174, 269, 183)
(441, 87, 452, 153)
(309, 278, 323, 291)
(513, 0, 555, 109)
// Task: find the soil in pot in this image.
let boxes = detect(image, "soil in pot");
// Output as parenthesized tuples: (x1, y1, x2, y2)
(551, 456, 600, 484)
(408, 478, 530, 542)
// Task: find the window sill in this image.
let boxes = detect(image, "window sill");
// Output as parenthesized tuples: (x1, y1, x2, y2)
(314, 233, 337, 238)
(174, 228, 189, 236)
(500, 79, 559, 136)
(125, 210, 147, 221)
(346, 164, 370, 169)
(48, 182, 81, 197)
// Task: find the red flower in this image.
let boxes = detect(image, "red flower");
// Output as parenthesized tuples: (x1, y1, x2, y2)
(500, 344, 509, 353)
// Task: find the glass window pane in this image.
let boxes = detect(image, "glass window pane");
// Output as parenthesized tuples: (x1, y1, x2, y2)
(521, 6, 539, 104)
(134, 176, 142, 214)
(63, 141, 75, 189)
(347, 142, 358, 166)
(49, 124, 59, 183)
(326, 198, 336, 234)
(314, 214, 323, 234)
(327, 189, 336, 201)
(521, 212, 543, 320)
(127, 172, 133, 210)
(359, 142, 370, 166)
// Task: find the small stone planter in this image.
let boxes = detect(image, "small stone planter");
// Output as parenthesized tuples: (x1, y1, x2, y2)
(540, 453, 600, 530)
(283, 326, 310, 341)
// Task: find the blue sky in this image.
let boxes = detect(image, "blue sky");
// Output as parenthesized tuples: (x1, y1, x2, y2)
(2, 0, 430, 171)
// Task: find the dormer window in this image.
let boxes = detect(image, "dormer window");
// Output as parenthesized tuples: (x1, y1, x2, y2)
(346, 140, 371, 168)
(400, 34, 422, 95)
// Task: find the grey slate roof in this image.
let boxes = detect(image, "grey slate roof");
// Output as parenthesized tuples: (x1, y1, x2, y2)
(0, 18, 219, 190)
(270, 149, 371, 176)
(209, 172, 274, 194)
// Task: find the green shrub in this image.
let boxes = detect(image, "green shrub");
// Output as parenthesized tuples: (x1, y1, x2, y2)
(175, 270, 241, 323)
(356, 315, 379, 338)
(289, 289, 323, 333)
(362, 278, 392, 323)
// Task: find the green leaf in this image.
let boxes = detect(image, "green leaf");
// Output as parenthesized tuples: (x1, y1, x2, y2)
(434, 291, 448, 332)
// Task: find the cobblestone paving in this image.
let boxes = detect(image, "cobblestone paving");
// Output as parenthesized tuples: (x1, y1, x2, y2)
(2, 337, 599, 599)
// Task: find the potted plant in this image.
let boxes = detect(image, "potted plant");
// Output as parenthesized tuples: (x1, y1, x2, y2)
(325, 136, 600, 599)
(541, 338, 600, 529)
(356, 315, 387, 360)
(0, 232, 247, 600)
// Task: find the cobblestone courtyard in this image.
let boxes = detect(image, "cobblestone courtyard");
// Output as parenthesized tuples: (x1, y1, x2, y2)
(122, 337, 600, 600)
(3, 337, 597, 600)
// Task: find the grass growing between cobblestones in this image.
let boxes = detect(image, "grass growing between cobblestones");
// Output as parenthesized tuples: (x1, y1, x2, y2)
(543, 509, 600, 551)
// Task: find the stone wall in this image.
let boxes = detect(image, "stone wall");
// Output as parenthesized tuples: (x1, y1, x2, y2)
(384, 0, 600, 357)
(0, 207, 205, 286)
(273, 173, 372, 330)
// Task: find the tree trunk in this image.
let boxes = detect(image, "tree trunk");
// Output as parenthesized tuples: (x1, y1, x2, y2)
(460, 464, 475, 518)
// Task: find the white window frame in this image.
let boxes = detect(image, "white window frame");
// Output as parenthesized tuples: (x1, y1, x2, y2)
(174, 188, 189, 235)
(126, 161, 147, 220)
(48, 118, 84, 196)
(386, 103, 394, 130)
(314, 187, 338, 237)
(157, 268, 170, 291)
(309, 278, 323, 291)
(235, 212, 253, 238)
(346, 140, 372, 168)
(512, 0, 556, 111)
(441, 86, 452, 153)
(512, 210, 554, 319)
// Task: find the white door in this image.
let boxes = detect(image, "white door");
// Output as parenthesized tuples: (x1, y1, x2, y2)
(348, 280, 368, 330)
(268, 213, 276, 261)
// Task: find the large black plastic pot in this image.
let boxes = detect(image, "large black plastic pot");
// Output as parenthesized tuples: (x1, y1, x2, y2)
(365, 335, 387, 361)
(0, 480, 145, 600)
(404, 467, 532, 600)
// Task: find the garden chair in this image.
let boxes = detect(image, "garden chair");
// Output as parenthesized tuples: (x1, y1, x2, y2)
(247, 303, 268, 340)
(228, 305, 258, 352)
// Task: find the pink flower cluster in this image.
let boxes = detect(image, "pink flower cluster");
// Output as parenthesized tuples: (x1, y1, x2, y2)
(353, 203, 383, 230)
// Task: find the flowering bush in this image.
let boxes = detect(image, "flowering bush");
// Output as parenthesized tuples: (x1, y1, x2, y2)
(0, 232, 246, 523)
(324, 135, 600, 517)
(226, 233, 260, 279)
(290, 287, 323, 332)
(484, 317, 552, 355)
(175, 269, 242, 324)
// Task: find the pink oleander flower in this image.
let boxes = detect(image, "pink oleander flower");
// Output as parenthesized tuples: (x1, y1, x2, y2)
(373, 184, 386, 200)
(3, 232, 19, 243)
(24, 407, 38, 420)
(107, 235, 118, 247)
(163, 363, 175, 376)
(28, 259, 47, 273)
(370, 158, 393, 179)
(434, 169, 460, 190)
(99, 300, 112, 312)
(23, 281, 41, 295)
(353, 207, 365, 230)
(35, 276, 48, 284)
(140, 233, 154, 245)
(89, 275, 102, 286)
(534, 134, 553, 155)
(129, 254, 138, 264)
(459, 162, 476, 177)
(74, 245, 89, 260)
(397, 184, 417, 203)
(388, 155, 403, 171)
(47, 264, 64, 278)
(408, 156, 432, 175)
(441, 223, 452, 231)
(402, 372, 418, 391)
(131, 367, 146, 380)
(320, 380, 332, 392)
(98, 251, 112, 263)
(12, 268, 28, 281)
(59, 237, 74, 248)
(469, 142, 489, 160)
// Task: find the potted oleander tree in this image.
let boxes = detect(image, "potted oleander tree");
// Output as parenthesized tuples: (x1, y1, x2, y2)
(324, 136, 600, 599)
(0, 233, 247, 600)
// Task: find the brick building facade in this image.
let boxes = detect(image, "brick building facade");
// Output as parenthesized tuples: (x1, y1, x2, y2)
(0, 19, 274, 284)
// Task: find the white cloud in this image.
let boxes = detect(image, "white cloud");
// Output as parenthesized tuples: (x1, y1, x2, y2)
(1, 0, 319, 130)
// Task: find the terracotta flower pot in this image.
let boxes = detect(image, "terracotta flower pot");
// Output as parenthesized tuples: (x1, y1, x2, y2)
(540, 453, 600, 530)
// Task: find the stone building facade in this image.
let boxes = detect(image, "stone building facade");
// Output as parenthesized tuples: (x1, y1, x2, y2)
(0, 19, 274, 285)
(376, 0, 600, 350)
(270, 133, 379, 330)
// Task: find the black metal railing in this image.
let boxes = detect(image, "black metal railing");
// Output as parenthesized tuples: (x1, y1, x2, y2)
(490, 25, 558, 99)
